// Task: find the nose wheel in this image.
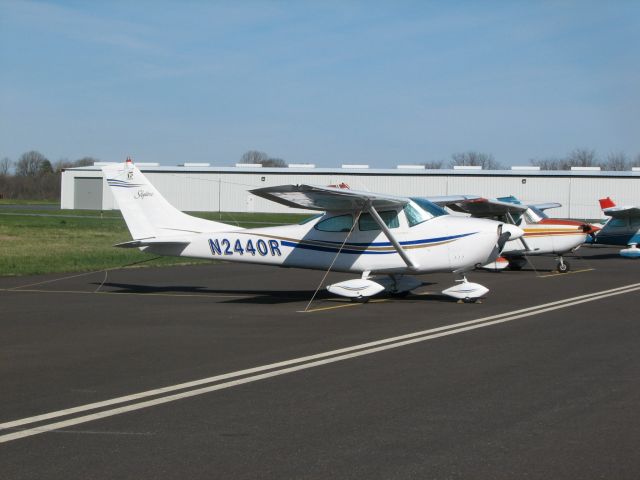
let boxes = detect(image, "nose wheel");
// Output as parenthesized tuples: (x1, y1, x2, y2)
(556, 256, 570, 273)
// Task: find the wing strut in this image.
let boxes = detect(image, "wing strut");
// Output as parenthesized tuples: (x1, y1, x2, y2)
(367, 203, 420, 270)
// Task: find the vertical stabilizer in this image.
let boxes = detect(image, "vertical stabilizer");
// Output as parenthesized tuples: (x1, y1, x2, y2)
(599, 197, 616, 210)
(102, 159, 239, 240)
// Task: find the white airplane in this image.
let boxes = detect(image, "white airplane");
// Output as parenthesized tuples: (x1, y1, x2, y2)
(425, 195, 599, 272)
(102, 159, 524, 302)
(590, 197, 640, 258)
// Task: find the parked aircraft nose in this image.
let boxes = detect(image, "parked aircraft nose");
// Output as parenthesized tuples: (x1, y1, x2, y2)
(581, 223, 600, 239)
(501, 223, 524, 240)
(495, 223, 524, 253)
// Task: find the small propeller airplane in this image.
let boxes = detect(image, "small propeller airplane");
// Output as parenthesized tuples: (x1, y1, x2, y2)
(589, 197, 640, 258)
(423, 195, 599, 273)
(102, 158, 524, 302)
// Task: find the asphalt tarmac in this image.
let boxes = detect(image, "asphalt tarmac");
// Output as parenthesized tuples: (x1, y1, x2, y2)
(1, 247, 639, 479)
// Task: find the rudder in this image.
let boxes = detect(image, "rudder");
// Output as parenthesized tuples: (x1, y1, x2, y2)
(103, 159, 239, 240)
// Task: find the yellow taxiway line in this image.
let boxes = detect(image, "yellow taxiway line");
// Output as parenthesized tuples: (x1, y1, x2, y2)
(300, 298, 390, 313)
(0, 288, 251, 299)
(538, 268, 594, 278)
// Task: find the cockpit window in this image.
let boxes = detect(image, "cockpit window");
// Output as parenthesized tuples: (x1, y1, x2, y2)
(358, 210, 400, 231)
(314, 214, 354, 232)
(404, 198, 447, 227)
(409, 197, 448, 218)
(528, 206, 548, 220)
(524, 208, 545, 224)
(403, 202, 429, 227)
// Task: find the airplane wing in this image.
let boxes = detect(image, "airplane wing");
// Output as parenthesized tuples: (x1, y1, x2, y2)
(603, 206, 640, 219)
(251, 184, 418, 269)
(250, 184, 409, 211)
(529, 202, 561, 211)
(426, 196, 528, 216)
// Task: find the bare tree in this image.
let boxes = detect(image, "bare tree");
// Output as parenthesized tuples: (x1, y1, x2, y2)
(53, 158, 73, 174)
(631, 154, 640, 168)
(424, 160, 443, 169)
(240, 150, 287, 167)
(600, 152, 628, 171)
(1, 152, 100, 200)
(449, 151, 501, 169)
(566, 148, 598, 167)
(15, 151, 48, 176)
(240, 150, 270, 164)
(74, 156, 98, 167)
(0, 157, 11, 176)
(531, 149, 601, 170)
(530, 157, 566, 170)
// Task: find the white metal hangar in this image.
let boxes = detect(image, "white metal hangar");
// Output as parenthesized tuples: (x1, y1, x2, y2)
(61, 163, 640, 220)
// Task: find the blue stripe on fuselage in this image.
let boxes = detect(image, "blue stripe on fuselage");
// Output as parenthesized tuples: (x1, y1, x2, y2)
(280, 241, 394, 254)
(315, 231, 476, 248)
(280, 232, 477, 254)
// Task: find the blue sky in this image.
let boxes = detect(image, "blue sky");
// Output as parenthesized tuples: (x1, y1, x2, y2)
(1, 0, 638, 167)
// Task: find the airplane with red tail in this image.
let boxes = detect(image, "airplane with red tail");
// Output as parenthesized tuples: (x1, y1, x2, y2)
(590, 197, 640, 258)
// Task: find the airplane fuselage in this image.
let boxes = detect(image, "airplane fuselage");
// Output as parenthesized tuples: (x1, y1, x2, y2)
(592, 217, 640, 246)
(503, 219, 589, 257)
(144, 214, 504, 275)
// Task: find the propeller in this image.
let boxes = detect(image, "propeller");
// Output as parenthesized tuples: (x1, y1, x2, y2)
(581, 223, 600, 240)
(496, 224, 512, 252)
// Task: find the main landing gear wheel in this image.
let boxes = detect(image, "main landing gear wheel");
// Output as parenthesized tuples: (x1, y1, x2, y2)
(457, 297, 483, 304)
(351, 296, 369, 304)
(557, 260, 570, 273)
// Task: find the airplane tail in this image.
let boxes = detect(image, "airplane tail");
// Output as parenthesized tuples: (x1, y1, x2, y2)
(599, 197, 616, 210)
(102, 158, 239, 241)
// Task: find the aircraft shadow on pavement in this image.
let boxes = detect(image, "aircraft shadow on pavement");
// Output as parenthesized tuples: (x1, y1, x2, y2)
(92, 281, 451, 305)
(578, 252, 625, 260)
(93, 281, 333, 304)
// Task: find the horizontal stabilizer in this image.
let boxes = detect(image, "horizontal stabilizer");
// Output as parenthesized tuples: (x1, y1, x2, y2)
(114, 237, 192, 248)
(602, 205, 640, 219)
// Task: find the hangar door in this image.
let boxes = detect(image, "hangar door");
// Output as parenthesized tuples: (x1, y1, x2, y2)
(74, 177, 103, 210)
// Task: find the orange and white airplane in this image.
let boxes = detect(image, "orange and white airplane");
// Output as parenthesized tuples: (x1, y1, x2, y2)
(424, 195, 599, 273)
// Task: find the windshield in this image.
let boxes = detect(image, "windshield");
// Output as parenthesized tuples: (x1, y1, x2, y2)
(409, 198, 447, 218)
(528, 206, 548, 220)
(524, 208, 544, 224)
(404, 198, 447, 227)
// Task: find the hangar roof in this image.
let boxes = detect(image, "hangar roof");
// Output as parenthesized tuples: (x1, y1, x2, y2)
(64, 164, 640, 178)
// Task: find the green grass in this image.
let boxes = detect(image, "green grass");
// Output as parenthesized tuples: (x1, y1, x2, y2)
(0, 209, 310, 276)
(0, 199, 58, 205)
